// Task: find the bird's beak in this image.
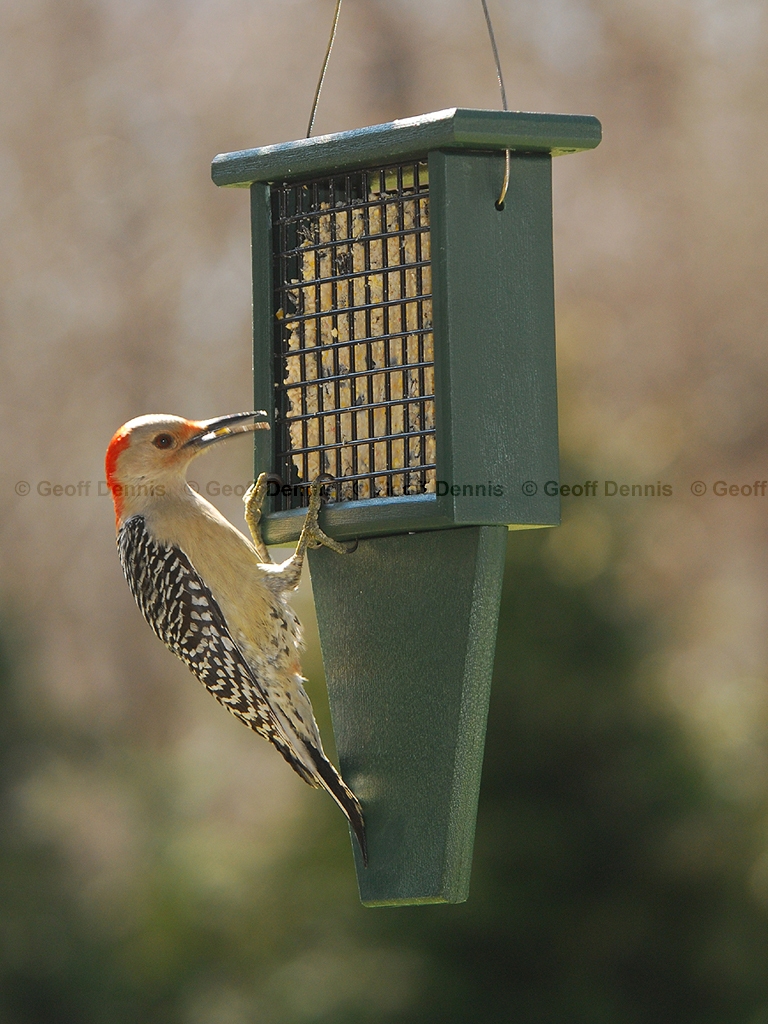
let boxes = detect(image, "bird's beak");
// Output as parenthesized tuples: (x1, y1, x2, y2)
(183, 411, 270, 449)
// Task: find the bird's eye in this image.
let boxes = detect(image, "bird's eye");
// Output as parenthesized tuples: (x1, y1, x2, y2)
(152, 433, 175, 450)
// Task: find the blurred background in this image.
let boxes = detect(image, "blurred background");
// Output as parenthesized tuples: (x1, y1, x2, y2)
(2, 0, 768, 1020)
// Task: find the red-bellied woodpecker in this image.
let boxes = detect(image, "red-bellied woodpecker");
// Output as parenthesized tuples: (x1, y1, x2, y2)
(105, 411, 366, 864)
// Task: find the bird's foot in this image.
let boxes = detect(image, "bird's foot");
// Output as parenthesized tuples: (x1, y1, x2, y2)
(302, 475, 355, 555)
(270, 476, 354, 592)
(244, 473, 272, 563)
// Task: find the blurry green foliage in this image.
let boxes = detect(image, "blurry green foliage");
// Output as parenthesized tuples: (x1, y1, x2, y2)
(365, 533, 768, 1024)
(2, 532, 768, 1023)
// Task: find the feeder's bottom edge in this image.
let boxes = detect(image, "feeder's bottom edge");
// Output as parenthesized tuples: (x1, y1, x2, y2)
(361, 892, 469, 909)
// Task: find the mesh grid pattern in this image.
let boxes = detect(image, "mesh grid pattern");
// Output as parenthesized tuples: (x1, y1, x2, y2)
(272, 160, 435, 510)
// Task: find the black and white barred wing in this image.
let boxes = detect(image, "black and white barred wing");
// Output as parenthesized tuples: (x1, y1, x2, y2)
(117, 515, 296, 762)
(118, 516, 367, 862)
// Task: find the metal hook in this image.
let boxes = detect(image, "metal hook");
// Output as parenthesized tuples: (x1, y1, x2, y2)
(480, 0, 510, 210)
(496, 150, 510, 210)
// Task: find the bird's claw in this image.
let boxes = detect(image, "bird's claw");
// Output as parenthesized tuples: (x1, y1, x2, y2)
(244, 472, 272, 563)
(303, 475, 354, 555)
(244, 473, 269, 520)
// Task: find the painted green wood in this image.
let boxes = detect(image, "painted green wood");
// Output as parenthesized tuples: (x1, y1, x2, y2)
(259, 490, 555, 547)
(250, 182, 274, 473)
(309, 525, 508, 905)
(212, 108, 602, 187)
(261, 494, 449, 546)
(430, 150, 560, 529)
(256, 148, 562, 544)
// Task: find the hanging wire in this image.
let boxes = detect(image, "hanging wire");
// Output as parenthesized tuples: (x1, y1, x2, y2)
(307, 0, 509, 203)
(480, 0, 510, 209)
(307, 0, 344, 138)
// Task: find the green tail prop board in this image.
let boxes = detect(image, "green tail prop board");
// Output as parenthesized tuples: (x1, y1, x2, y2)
(308, 525, 508, 906)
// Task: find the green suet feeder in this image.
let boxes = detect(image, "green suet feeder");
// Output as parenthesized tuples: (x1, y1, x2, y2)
(212, 108, 601, 906)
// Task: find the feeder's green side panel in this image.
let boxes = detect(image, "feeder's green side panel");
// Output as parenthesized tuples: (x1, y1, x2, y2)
(430, 150, 560, 528)
(309, 525, 507, 906)
(251, 183, 274, 471)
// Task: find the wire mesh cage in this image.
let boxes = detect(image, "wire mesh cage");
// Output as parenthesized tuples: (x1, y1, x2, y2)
(271, 160, 436, 511)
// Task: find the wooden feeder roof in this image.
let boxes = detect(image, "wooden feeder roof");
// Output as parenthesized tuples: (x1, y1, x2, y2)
(211, 107, 602, 187)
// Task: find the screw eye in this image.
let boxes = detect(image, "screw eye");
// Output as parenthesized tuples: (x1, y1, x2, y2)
(152, 433, 175, 450)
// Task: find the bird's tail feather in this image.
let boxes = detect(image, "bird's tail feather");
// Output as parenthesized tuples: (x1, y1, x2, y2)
(307, 746, 368, 867)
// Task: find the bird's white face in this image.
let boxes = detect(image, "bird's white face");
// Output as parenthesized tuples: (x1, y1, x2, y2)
(108, 415, 202, 488)
(106, 411, 268, 523)
(107, 411, 205, 499)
